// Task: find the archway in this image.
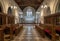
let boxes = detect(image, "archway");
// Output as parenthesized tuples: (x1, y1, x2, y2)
(23, 6, 36, 23)
(7, 7, 13, 24)
(46, 7, 51, 15)
(55, 0, 60, 12)
(8, 7, 13, 15)
(0, 3, 3, 12)
(0, 2, 3, 25)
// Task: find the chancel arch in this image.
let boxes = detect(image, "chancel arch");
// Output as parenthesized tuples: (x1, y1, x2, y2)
(23, 6, 36, 23)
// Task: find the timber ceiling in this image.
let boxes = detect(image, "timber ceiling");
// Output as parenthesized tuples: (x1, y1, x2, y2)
(14, 0, 44, 10)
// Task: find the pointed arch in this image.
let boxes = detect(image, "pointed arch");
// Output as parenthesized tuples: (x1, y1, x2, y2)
(0, 2, 3, 12)
(55, 0, 60, 12)
(23, 6, 35, 16)
(7, 7, 13, 15)
(45, 6, 51, 15)
(23, 6, 36, 23)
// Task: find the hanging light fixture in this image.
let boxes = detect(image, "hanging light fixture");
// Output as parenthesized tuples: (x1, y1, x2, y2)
(41, 5, 48, 8)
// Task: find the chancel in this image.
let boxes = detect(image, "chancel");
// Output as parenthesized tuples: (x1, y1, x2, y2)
(0, 0, 60, 41)
(24, 8, 35, 23)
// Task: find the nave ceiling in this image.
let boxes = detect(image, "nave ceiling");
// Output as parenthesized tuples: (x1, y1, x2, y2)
(14, 0, 44, 10)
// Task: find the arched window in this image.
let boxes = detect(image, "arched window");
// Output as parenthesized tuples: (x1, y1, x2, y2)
(56, 0, 60, 12)
(0, 3, 3, 25)
(46, 7, 51, 15)
(26, 9, 32, 17)
(8, 7, 12, 14)
(0, 6, 2, 12)
(23, 6, 35, 23)
(0, 3, 3, 12)
(57, 3, 60, 12)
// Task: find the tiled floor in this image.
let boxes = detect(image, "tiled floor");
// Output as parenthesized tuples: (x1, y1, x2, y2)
(12, 24, 51, 41)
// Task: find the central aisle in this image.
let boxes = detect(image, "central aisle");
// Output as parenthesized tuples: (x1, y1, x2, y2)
(12, 24, 51, 41)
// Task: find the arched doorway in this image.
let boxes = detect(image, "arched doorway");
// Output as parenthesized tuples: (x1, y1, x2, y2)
(23, 6, 36, 23)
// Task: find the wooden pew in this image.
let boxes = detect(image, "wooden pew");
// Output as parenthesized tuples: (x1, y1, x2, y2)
(0, 26, 4, 41)
(0, 12, 23, 41)
(0, 13, 7, 25)
(35, 12, 60, 41)
(11, 24, 23, 36)
(0, 13, 8, 41)
(55, 25, 60, 35)
(0, 13, 13, 41)
(43, 12, 60, 41)
(35, 24, 45, 38)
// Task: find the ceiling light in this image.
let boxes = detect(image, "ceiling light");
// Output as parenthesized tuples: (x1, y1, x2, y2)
(11, 6, 13, 8)
(44, 5, 47, 8)
(41, 5, 44, 8)
(14, 6, 17, 9)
